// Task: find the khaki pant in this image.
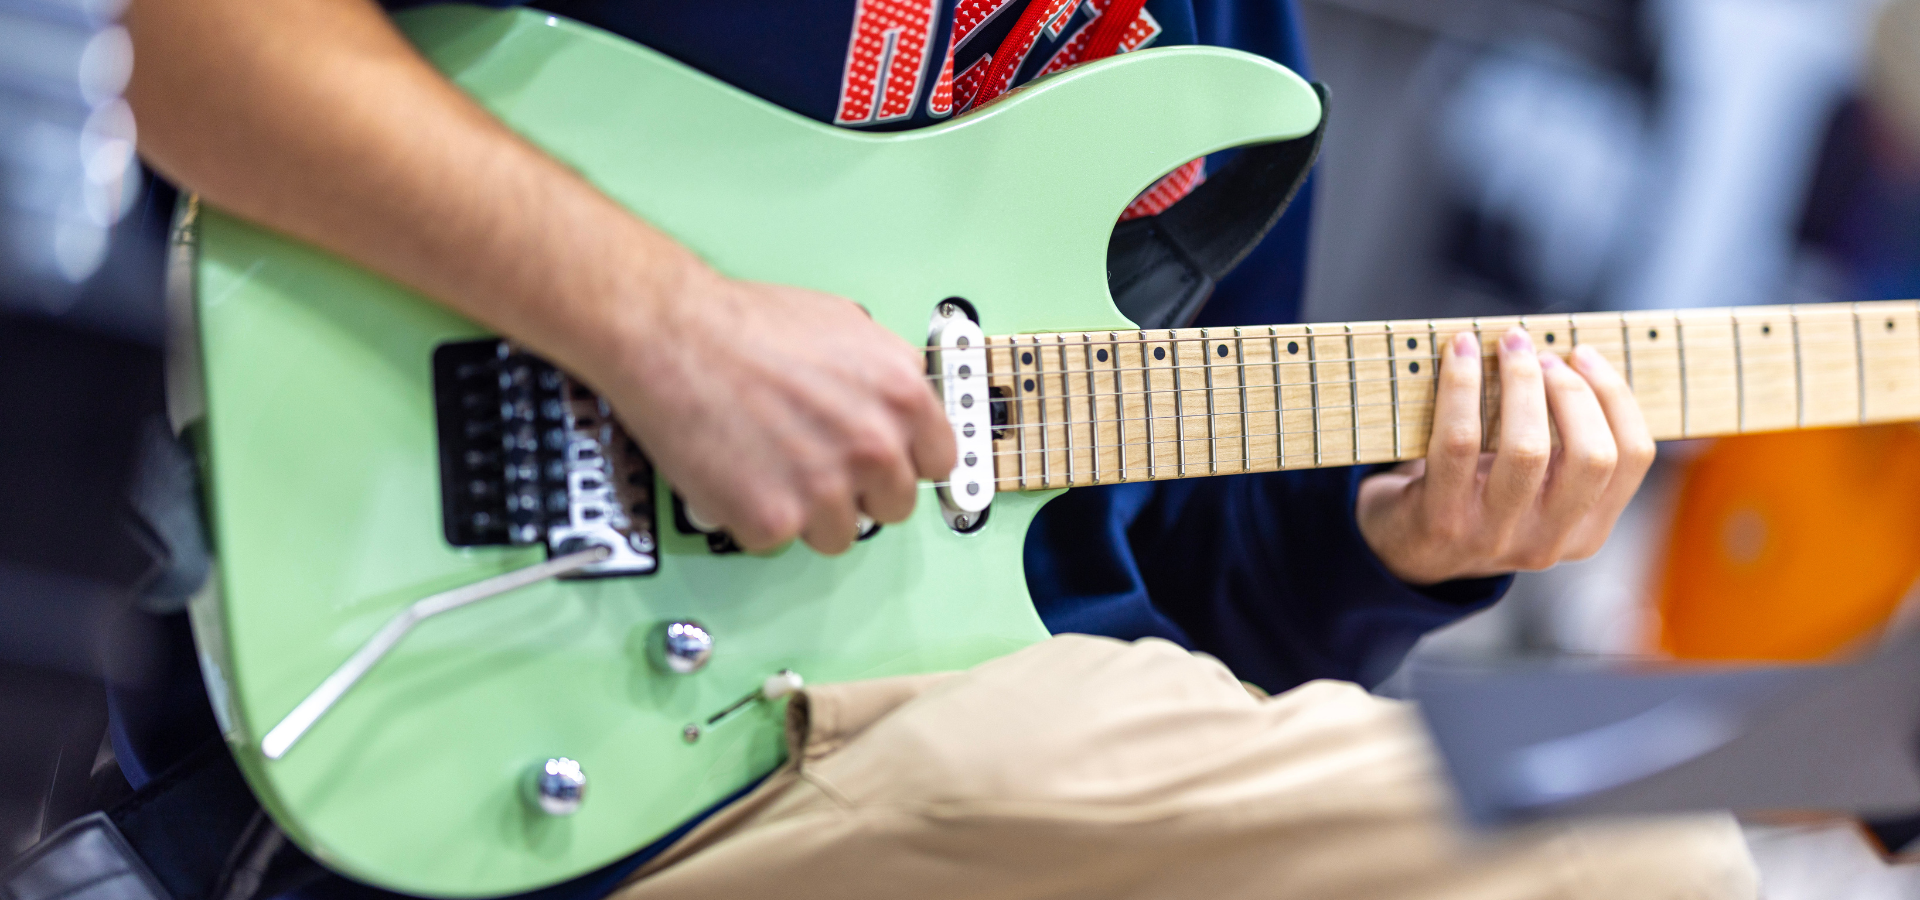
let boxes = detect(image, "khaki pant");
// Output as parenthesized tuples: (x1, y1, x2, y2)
(614, 635, 1756, 900)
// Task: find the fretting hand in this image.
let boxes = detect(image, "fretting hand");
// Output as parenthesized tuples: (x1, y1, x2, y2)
(1355, 326, 1655, 586)
(581, 263, 956, 555)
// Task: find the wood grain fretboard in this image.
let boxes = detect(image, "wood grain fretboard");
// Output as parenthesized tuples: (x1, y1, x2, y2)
(984, 300, 1920, 491)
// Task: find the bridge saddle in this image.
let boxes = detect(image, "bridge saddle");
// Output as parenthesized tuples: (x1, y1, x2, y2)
(431, 340, 658, 577)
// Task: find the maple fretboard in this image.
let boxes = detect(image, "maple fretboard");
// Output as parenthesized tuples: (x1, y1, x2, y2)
(984, 301, 1920, 490)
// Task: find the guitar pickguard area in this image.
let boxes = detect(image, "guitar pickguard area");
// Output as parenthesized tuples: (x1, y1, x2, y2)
(430, 339, 659, 578)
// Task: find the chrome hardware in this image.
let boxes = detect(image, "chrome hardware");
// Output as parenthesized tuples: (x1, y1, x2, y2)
(431, 340, 659, 577)
(762, 669, 804, 699)
(929, 303, 993, 528)
(681, 669, 806, 743)
(545, 379, 658, 577)
(261, 546, 611, 760)
(652, 620, 713, 674)
(681, 502, 723, 535)
(528, 757, 586, 816)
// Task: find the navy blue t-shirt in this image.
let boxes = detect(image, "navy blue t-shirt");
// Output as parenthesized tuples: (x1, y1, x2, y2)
(399, 0, 1511, 691)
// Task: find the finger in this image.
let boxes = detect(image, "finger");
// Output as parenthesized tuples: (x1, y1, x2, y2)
(799, 481, 860, 555)
(1485, 327, 1551, 525)
(1422, 331, 1484, 513)
(903, 377, 958, 481)
(720, 490, 802, 554)
(1561, 344, 1656, 555)
(853, 431, 920, 524)
(1532, 350, 1616, 550)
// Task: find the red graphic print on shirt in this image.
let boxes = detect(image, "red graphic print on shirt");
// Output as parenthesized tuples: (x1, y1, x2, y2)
(1121, 158, 1205, 219)
(951, 0, 1019, 49)
(834, 0, 943, 125)
(1037, 0, 1161, 77)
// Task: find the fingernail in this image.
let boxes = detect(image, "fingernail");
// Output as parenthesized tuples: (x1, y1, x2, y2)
(1453, 332, 1477, 358)
(1501, 327, 1533, 355)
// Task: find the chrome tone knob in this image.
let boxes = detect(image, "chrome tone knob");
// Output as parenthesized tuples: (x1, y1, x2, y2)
(652, 620, 713, 674)
(529, 757, 586, 816)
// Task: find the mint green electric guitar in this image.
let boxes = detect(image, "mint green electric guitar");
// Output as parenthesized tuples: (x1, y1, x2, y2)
(185, 4, 1920, 897)
(183, 6, 1320, 895)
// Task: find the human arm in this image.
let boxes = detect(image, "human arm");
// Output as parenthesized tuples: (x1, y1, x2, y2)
(125, 0, 953, 553)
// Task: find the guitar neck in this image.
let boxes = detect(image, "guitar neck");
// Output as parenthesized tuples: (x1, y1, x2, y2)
(984, 300, 1920, 491)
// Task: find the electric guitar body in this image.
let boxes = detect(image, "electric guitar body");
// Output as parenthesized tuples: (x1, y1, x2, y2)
(183, 6, 1324, 895)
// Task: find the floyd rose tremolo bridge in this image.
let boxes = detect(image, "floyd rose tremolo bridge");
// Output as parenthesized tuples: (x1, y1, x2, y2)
(432, 339, 659, 577)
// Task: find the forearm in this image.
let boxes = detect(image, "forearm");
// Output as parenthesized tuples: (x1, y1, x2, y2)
(126, 0, 686, 384)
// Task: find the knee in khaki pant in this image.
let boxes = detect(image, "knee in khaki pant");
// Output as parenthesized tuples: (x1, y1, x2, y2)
(616, 635, 1757, 900)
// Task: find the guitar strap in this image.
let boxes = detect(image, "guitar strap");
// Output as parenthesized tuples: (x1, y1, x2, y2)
(1106, 82, 1329, 330)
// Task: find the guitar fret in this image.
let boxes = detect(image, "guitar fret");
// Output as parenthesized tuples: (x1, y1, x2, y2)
(1732, 310, 1745, 433)
(1236, 330, 1252, 472)
(1854, 303, 1867, 424)
(1082, 336, 1099, 484)
(1306, 328, 1323, 467)
(1055, 335, 1074, 486)
(1202, 329, 1219, 475)
(1620, 314, 1633, 389)
(1111, 332, 1129, 482)
(1344, 325, 1360, 465)
(1144, 332, 1159, 480)
(1269, 327, 1285, 469)
(1676, 314, 1690, 437)
(1170, 332, 1187, 477)
(1007, 338, 1029, 489)
(1386, 322, 1402, 460)
(1793, 309, 1806, 429)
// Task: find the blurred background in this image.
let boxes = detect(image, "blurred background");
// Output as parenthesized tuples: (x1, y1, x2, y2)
(0, 0, 187, 867)
(5, 0, 1920, 896)
(1307, 0, 1920, 895)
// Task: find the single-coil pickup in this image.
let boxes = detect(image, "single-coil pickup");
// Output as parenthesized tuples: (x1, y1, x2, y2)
(931, 306, 993, 519)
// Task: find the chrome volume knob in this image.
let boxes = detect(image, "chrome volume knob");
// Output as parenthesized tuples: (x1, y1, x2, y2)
(652, 620, 713, 674)
(529, 757, 586, 816)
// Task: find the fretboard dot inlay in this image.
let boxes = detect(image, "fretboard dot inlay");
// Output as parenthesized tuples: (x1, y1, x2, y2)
(1545, 333, 1556, 344)
(1287, 341, 1299, 355)
(1217, 344, 1230, 357)
(1410, 362, 1420, 374)
(1648, 329, 1659, 340)
(1020, 351, 1033, 365)
(1406, 338, 1417, 350)
(1762, 324, 1772, 335)
(1154, 347, 1166, 361)
(1097, 349, 1109, 362)
(1022, 378, 1035, 392)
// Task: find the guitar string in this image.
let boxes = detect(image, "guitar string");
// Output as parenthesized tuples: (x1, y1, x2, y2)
(907, 321, 1905, 353)
(910, 314, 1914, 350)
(911, 336, 1883, 384)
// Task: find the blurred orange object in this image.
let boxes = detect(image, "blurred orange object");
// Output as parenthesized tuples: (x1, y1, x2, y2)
(1654, 426, 1920, 661)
